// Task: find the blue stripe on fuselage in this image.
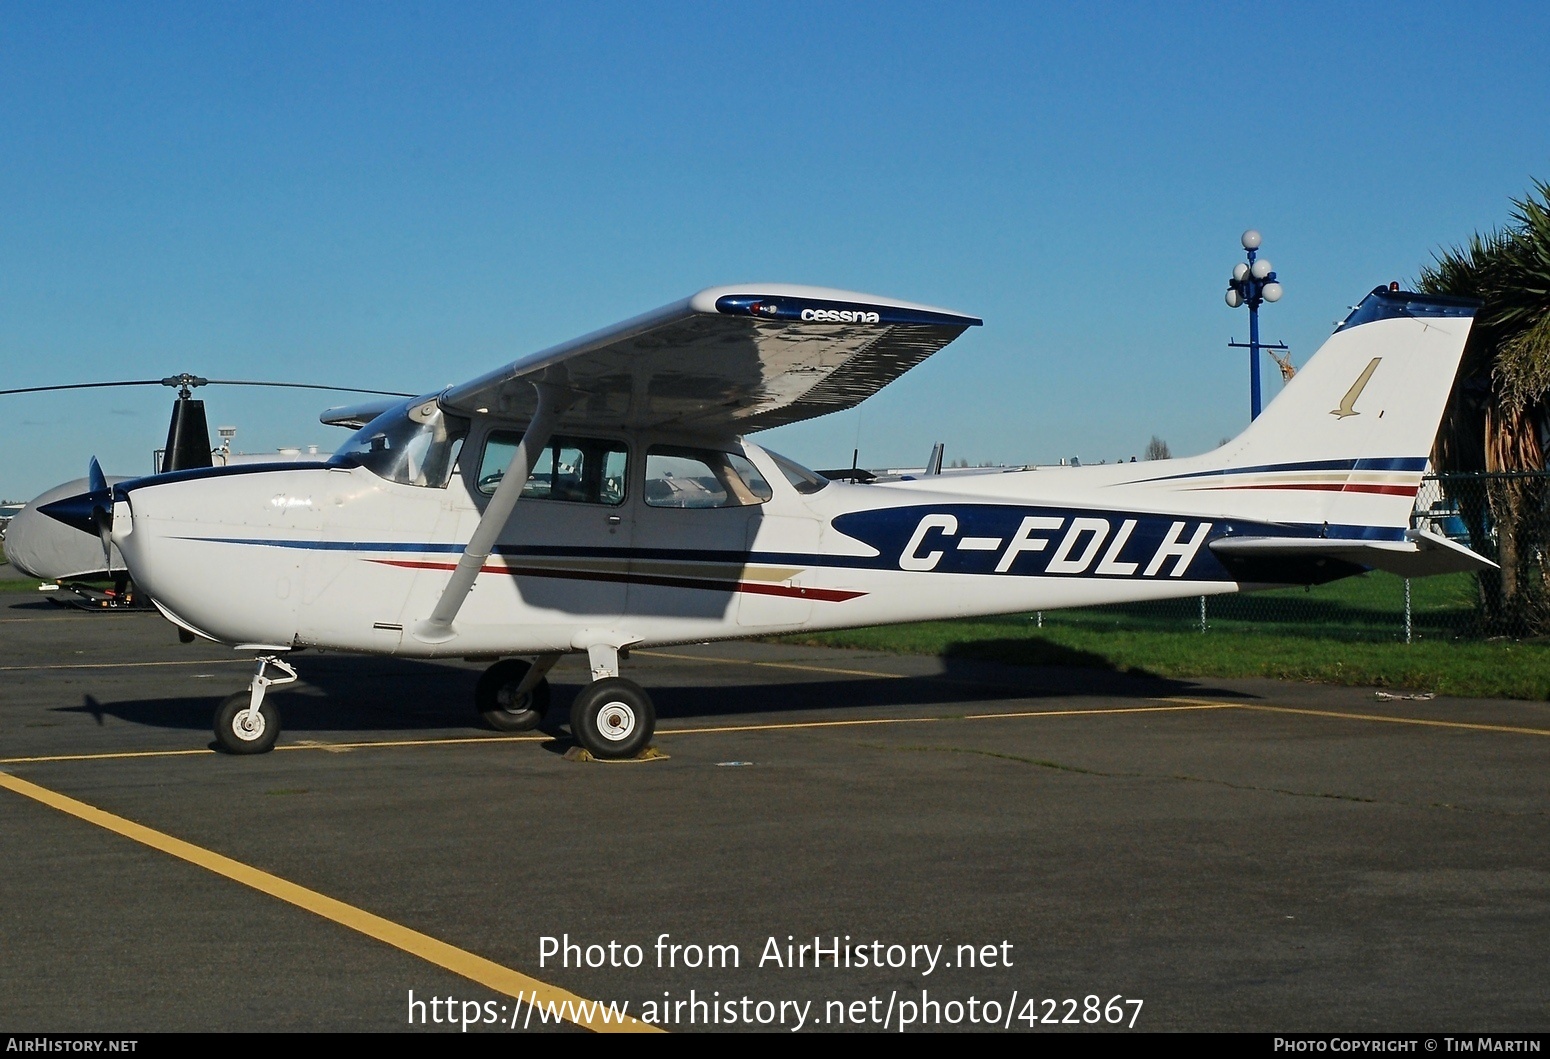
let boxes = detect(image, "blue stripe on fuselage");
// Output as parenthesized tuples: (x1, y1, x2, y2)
(111, 461, 329, 500)
(168, 502, 1405, 582)
(1133, 456, 1427, 486)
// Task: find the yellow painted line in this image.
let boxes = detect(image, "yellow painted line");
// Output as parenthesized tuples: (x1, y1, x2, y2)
(962, 703, 1231, 721)
(0, 706, 1233, 764)
(1, 748, 219, 765)
(655, 702, 1232, 737)
(0, 733, 552, 765)
(0, 658, 250, 672)
(273, 733, 551, 752)
(660, 717, 941, 736)
(9, 696, 1540, 768)
(635, 652, 1550, 740)
(0, 769, 659, 1033)
(1165, 697, 1550, 737)
(637, 649, 907, 680)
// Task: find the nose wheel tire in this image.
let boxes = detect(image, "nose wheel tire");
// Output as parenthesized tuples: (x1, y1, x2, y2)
(214, 692, 280, 755)
(570, 678, 655, 760)
(476, 659, 551, 732)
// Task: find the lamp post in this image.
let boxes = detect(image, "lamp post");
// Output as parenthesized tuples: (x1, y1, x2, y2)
(1224, 229, 1287, 420)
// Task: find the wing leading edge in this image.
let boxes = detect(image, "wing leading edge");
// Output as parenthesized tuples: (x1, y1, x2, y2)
(438, 285, 981, 434)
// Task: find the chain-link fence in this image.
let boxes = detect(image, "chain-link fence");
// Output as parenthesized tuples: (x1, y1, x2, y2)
(1037, 472, 1550, 642)
(1416, 470, 1550, 638)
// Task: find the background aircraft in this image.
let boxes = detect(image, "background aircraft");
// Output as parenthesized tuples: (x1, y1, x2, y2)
(1, 374, 413, 600)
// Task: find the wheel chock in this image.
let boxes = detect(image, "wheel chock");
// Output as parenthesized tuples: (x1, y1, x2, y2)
(562, 744, 669, 764)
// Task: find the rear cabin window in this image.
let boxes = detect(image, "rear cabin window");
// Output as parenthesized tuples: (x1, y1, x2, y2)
(643, 446, 772, 508)
(478, 433, 628, 506)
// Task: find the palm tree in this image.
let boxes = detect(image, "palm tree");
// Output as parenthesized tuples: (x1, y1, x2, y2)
(1417, 180, 1550, 631)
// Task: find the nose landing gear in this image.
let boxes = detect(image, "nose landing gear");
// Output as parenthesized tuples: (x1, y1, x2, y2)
(213, 655, 296, 755)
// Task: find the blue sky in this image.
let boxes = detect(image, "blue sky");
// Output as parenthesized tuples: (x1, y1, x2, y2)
(3, 1, 1548, 498)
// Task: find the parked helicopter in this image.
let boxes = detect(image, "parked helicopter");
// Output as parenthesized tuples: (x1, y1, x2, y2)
(2, 374, 412, 602)
(38, 283, 1489, 758)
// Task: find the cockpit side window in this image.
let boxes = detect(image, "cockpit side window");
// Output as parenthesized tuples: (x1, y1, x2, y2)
(478, 432, 628, 506)
(762, 449, 830, 494)
(643, 446, 773, 508)
(330, 399, 468, 488)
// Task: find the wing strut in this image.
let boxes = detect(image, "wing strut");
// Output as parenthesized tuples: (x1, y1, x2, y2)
(412, 379, 569, 644)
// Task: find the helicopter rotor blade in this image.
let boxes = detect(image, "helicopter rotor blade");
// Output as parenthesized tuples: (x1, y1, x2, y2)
(202, 381, 418, 397)
(0, 379, 418, 398)
(0, 380, 165, 397)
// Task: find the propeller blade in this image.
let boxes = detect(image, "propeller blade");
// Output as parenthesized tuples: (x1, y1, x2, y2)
(85, 458, 113, 567)
(93, 503, 114, 569)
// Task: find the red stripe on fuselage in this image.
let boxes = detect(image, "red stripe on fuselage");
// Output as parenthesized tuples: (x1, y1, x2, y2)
(367, 559, 865, 603)
(1194, 483, 1418, 496)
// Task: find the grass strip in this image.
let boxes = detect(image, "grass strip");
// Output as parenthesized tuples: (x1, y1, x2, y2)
(781, 573, 1550, 701)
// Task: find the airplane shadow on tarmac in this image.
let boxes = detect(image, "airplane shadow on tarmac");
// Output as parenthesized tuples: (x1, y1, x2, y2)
(53, 644, 1255, 743)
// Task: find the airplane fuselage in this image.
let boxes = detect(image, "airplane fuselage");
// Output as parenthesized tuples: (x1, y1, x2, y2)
(110, 431, 1413, 659)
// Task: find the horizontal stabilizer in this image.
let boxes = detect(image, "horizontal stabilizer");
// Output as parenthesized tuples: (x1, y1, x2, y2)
(1211, 527, 1496, 578)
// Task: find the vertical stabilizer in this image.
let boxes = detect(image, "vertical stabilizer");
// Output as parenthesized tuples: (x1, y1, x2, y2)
(1173, 287, 1478, 534)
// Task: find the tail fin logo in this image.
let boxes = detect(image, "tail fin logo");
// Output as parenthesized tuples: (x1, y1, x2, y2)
(1331, 357, 1382, 419)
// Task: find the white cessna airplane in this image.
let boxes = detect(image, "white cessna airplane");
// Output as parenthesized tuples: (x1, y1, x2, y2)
(39, 283, 1489, 758)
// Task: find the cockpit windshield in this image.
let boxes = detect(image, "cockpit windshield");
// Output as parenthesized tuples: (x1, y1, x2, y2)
(330, 398, 467, 488)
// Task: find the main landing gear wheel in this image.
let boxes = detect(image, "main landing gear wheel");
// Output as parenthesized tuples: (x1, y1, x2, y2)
(570, 677, 655, 760)
(214, 692, 280, 755)
(476, 658, 552, 732)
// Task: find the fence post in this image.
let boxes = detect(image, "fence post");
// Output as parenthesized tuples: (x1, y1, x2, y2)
(1199, 595, 1207, 634)
(1404, 578, 1412, 644)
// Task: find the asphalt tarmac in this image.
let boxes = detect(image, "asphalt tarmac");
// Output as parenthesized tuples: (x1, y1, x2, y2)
(1, 590, 1546, 1034)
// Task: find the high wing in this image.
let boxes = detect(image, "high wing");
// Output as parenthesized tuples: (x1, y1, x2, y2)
(437, 285, 982, 433)
(319, 397, 404, 429)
